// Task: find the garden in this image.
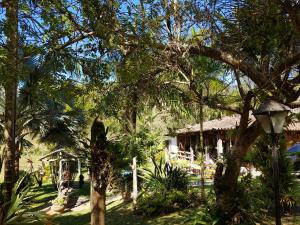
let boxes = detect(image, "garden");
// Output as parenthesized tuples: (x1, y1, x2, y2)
(1, 0, 300, 225)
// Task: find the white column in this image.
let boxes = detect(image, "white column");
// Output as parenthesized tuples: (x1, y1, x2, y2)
(217, 139, 223, 159)
(205, 146, 209, 162)
(132, 157, 138, 208)
(58, 159, 63, 193)
(78, 158, 81, 174)
(190, 146, 194, 164)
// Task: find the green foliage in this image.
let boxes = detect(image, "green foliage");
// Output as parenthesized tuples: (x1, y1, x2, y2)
(188, 175, 267, 225)
(136, 158, 191, 216)
(136, 189, 189, 216)
(115, 127, 164, 165)
(52, 195, 65, 206)
(230, 175, 268, 225)
(141, 158, 189, 192)
(0, 174, 51, 225)
(186, 207, 219, 225)
(247, 135, 298, 214)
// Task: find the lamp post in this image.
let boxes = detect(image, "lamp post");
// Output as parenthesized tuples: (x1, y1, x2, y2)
(253, 99, 290, 225)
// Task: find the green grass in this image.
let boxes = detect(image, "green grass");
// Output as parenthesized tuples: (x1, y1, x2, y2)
(52, 200, 300, 225)
(29, 183, 57, 211)
(28, 181, 300, 225)
(53, 199, 200, 225)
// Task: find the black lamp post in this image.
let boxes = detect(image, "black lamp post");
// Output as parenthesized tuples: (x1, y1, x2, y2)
(253, 99, 290, 225)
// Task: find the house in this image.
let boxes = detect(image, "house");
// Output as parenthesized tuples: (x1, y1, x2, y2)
(167, 114, 300, 163)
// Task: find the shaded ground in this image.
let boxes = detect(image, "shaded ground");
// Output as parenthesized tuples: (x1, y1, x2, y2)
(52, 199, 300, 225)
(53, 199, 200, 225)
(30, 181, 300, 225)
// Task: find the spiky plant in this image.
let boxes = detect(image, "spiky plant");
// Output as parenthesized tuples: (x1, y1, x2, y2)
(0, 174, 52, 225)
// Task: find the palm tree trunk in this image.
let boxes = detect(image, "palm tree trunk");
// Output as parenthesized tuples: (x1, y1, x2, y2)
(14, 143, 20, 181)
(90, 119, 110, 225)
(3, 0, 18, 201)
(91, 186, 106, 225)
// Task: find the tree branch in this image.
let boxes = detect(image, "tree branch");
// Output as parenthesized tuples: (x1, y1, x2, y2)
(275, 0, 300, 34)
(238, 91, 254, 133)
(272, 52, 300, 78)
(187, 43, 268, 88)
(234, 70, 246, 99)
(51, 31, 94, 51)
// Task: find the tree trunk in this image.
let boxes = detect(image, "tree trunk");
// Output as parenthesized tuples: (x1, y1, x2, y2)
(214, 130, 261, 222)
(214, 93, 262, 223)
(91, 186, 106, 225)
(4, 84, 17, 201)
(14, 143, 20, 181)
(125, 90, 138, 134)
(198, 88, 206, 201)
(3, 0, 18, 201)
(90, 119, 110, 225)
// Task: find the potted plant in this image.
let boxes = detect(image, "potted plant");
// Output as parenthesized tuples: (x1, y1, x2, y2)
(51, 195, 65, 212)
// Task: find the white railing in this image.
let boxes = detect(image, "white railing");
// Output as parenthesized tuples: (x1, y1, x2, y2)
(177, 149, 194, 163)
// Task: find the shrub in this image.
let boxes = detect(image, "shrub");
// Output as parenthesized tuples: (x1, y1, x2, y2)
(137, 158, 190, 216)
(136, 189, 189, 216)
(0, 174, 51, 225)
(248, 134, 298, 215)
(187, 175, 267, 225)
(142, 158, 189, 192)
(230, 174, 269, 225)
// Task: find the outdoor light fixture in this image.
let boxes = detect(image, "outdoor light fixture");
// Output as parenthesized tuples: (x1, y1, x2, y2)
(253, 99, 290, 225)
(254, 99, 290, 135)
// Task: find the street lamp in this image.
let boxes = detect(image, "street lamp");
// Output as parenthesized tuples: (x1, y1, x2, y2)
(253, 99, 290, 225)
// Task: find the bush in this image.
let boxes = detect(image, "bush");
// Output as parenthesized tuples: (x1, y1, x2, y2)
(0, 174, 51, 225)
(187, 175, 267, 225)
(142, 158, 189, 192)
(137, 158, 191, 216)
(247, 134, 298, 215)
(136, 189, 190, 216)
(230, 174, 269, 225)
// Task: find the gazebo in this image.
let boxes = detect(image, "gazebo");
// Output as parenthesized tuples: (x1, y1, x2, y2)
(39, 148, 81, 191)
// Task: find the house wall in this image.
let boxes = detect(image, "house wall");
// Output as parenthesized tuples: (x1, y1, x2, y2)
(177, 130, 233, 160)
(176, 130, 300, 158)
(166, 136, 178, 156)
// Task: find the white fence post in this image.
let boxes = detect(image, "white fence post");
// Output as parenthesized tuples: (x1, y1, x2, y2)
(132, 157, 138, 208)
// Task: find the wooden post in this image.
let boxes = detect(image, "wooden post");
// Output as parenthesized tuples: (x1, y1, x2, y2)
(132, 157, 138, 208)
(68, 161, 70, 189)
(58, 159, 62, 193)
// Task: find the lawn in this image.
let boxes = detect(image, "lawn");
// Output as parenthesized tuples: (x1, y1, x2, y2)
(52, 199, 300, 225)
(30, 182, 300, 225)
(53, 199, 200, 225)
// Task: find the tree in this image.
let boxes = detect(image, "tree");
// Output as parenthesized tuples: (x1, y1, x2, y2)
(171, 1, 300, 221)
(90, 119, 110, 225)
(0, 0, 92, 199)
(2, 0, 18, 201)
(111, 0, 300, 222)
